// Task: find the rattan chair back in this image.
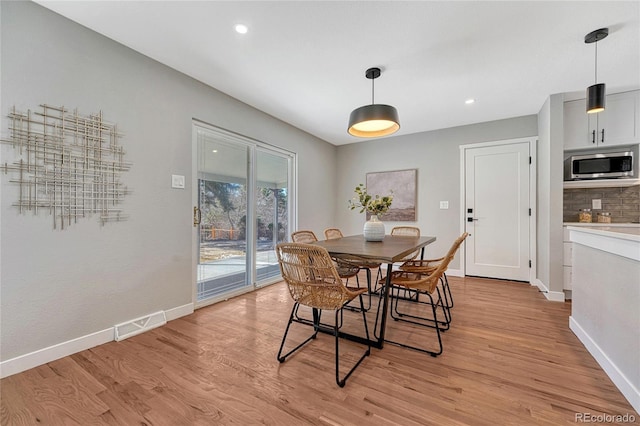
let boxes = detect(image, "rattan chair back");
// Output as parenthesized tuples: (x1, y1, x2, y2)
(390, 253, 454, 294)
(447, 232, 469, 258)
(390, 226, 420, 237)
(324, 228, 344, 240)
(291, 230, 318, 243)
(276, 242, 362, 310)
(391, 226, 421, 261)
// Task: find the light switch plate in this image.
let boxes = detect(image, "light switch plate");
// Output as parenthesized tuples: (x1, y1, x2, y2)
(440, 201, 449, 209)
(171, 174, 185, 189)
(592, 199, 602, 209)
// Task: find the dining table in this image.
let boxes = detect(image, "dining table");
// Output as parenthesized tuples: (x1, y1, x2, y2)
(313, 233, 437, 349)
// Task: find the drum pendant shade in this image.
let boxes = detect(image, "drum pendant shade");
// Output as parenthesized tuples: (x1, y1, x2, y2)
(348, 67, 400, 137)
(348, 104, 400, 137)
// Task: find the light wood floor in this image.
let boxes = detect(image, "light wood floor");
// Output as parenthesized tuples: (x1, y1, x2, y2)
(2, 275, 638, 425)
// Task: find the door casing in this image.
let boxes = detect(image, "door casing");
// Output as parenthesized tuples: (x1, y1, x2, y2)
(459, 137, 537, 283)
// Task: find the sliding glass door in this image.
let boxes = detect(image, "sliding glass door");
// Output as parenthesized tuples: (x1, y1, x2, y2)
(255, 148, 290, 284)
(193, 123, 294, 307)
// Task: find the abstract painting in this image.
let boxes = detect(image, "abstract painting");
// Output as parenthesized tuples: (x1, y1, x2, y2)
(366, 169, 416, 221)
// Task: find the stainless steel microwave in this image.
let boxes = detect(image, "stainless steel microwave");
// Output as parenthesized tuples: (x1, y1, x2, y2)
(564, 151, 634, 180)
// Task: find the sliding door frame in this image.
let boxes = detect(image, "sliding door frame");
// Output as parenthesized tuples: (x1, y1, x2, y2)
(191, 120, 297, 309)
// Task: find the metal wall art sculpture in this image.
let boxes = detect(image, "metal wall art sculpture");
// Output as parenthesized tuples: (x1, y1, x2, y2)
(1, 105, 131, 229)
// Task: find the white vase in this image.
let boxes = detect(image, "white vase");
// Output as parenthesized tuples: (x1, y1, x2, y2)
(363, 215, 385, 242)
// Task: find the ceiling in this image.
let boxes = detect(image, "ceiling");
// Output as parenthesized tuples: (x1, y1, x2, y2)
(35, 1, 640, 146)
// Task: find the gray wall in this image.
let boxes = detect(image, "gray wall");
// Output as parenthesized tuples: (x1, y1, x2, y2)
(334, 116, 538, 270)
(0, 1, 555, 367)
(0, 1, 337, 361)
(536, 94, 565, 295)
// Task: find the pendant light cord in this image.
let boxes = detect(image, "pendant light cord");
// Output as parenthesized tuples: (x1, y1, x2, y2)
(594, 41, 598, 83)
(371, 77, 375, 105)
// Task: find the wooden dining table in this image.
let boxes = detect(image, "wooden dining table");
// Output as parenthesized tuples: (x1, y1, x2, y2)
(313, 234, 437, 349)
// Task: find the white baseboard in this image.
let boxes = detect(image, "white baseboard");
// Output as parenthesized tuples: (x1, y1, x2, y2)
(570, 316, 640, 414)
(532, 278, 548, 291)
(444, 268, 463, 277)
(531, 278, 565, 302)
(0, 302, 194, 379)
(544, 290, 565, 302)
(0, 328, 113, 379)
(165, 303, 194, 321)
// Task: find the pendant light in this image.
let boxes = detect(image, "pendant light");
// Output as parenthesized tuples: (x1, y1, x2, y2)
(348, 67, 400, 137)
(585, 28, 608, 114)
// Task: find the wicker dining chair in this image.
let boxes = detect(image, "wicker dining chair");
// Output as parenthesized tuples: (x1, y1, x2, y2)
(290, 230, 318, 244)
(400, 232, 469, 311)
(381, 226, 423, 296)
(292, 230, 361, 282)
(324, 228, 382, 309)
(390, 226, 422, 262)
(323, 228, 344, 240)
(276, 242, 371, 387)
(378, 253, 455, 357)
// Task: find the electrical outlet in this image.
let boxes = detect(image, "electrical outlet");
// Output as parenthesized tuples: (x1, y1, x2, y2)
(592, 199, 602, 210)
(440, 201, 449, 209)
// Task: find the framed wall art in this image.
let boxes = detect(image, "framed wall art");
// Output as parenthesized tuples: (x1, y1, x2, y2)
(366, 168, 417, 221)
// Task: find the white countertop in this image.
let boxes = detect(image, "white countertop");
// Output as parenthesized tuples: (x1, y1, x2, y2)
(567, 225, 640, 261)
(566, 225, 640, 242)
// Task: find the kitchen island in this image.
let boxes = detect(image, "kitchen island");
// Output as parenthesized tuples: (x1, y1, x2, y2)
(567, 225, 640, 414)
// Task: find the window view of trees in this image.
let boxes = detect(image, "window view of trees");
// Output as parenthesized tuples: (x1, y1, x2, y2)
(199, 180, 288, 244)
(195, 127, 293, 300)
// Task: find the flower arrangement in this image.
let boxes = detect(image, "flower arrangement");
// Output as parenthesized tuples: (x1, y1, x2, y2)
(348, 184, 393, 216)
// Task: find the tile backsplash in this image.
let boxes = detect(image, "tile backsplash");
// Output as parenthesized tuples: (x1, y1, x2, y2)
(563, 186, 640, 223)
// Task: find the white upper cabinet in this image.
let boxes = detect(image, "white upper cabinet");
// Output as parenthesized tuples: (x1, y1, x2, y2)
(563, 99, 590, 149)
(564, 90, 639, 150)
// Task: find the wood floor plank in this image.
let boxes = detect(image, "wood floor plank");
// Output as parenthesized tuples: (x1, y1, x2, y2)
(1, 275, 638, 425)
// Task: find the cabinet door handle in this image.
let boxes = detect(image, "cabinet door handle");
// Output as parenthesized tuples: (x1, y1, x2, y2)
(591, 130, 596, 144)
(601, 128, 605, 143)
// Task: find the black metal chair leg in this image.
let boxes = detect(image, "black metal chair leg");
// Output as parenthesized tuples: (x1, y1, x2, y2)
(443, 273, 454, 308)
(436, 287, 452, 326)
(346, 269, 374, 312)
(384, 291, 443, 357)
(439, 276, 452, 312)
(364, 268, 372, 311)
(390, 286, 450, 331)
(277, 303, 319, 363)
(335, 295, 371, 387)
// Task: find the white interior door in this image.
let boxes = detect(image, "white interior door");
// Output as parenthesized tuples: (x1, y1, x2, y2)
(464, 142, 530, 281)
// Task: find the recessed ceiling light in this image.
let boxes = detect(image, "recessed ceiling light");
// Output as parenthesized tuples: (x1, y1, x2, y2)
(212, 149, 218, 153)
(465, 99, 475, 105)
(234, 24, 248, 34)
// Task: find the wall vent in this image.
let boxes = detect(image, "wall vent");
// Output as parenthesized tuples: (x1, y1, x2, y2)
(114, 311, 167, 341)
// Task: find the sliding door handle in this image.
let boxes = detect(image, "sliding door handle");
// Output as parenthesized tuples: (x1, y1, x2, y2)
(193, 206, 201, 227)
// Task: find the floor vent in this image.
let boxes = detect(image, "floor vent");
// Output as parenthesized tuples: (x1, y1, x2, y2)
(114, 311, 167, 341)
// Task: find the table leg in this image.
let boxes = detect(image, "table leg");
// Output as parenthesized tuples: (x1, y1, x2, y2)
(375, 262, 394, 346)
